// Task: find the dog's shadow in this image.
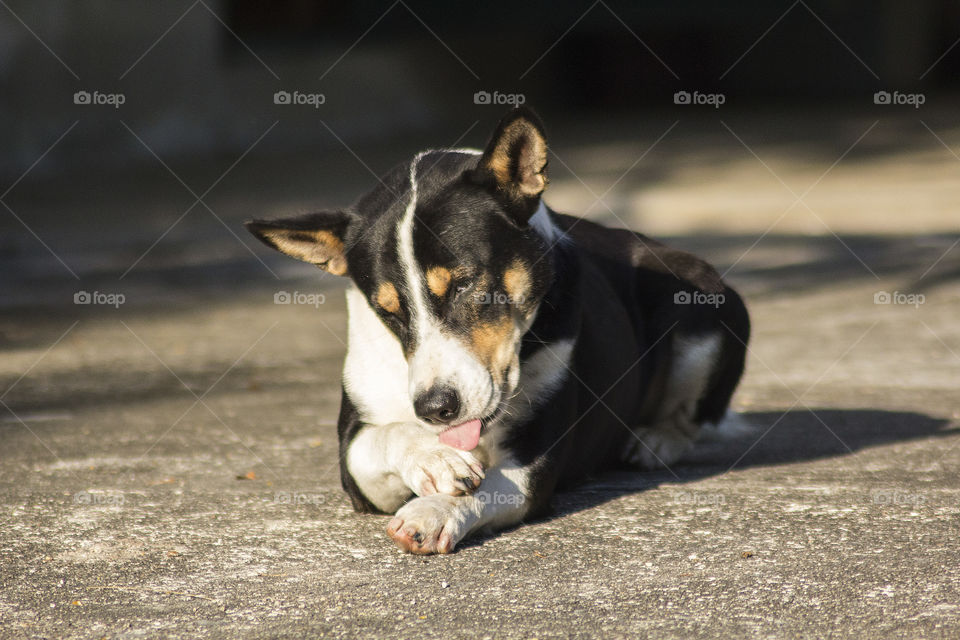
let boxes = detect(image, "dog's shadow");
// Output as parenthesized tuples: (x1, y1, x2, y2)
(459, 408, 954, 550)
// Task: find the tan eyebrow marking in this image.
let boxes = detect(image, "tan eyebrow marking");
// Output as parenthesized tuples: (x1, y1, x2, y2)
(503, 260, 531, 300)
(376, 282, 400, 314)
(426, 266, 452, 298)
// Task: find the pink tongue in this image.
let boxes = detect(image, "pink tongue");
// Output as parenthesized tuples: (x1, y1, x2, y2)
(438, 419, 483, 451)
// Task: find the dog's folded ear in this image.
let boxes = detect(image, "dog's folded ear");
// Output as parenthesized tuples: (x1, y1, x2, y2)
(245, 210, 355, 276)
(472, 107, 548, 224)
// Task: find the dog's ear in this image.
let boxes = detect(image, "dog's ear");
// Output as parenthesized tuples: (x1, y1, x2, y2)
(472, 107, 548, 224)
(245, 210, 355, 276)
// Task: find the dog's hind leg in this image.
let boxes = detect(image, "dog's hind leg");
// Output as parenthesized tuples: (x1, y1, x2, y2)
(626, 332, 722, 469)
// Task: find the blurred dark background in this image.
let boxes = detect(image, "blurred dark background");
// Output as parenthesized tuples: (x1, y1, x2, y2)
(1, 0, 958, 308)
(2, 0, 958, 177)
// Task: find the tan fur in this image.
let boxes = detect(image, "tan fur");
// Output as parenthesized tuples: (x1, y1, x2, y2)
(502, 260, 531, 301)
(470, 319, 515, 383)
(313, 230, 347, 275)
(484, 120, 548, 196)
(426, 266, 452, 298)
(376, 282, 400, 314)
(260, 228, 347, 275)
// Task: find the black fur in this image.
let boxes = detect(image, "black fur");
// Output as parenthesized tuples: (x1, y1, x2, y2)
(245, 108, 750, 521)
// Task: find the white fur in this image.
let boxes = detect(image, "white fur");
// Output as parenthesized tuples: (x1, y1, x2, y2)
(396, 151, 429, 330)
(478, 461, 532, 529)
(342, 286, 415, 425)
(396, 152, 502, 424)
(389, 459, 532, 552)
(629, 332, 722, 469)
(345, 423, 415, 513)
(443, 147, 482, 156)
(407, 326, 499, 420)
(701, 409, 755, 441)
(346, 421, 484, 513)
(662, 332, 722, 420)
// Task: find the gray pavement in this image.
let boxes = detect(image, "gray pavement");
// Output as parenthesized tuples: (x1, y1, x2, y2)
(2, 110, 959, 638)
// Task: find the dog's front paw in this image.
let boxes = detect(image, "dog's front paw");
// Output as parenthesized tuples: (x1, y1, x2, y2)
(387, 495, 468, 554)
(401, 444, 485, 497)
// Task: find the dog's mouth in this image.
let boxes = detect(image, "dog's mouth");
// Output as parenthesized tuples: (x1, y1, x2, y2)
(434, 371, 514, 451)
(437, 406, 504, 452)
(438, 419, 483, 451)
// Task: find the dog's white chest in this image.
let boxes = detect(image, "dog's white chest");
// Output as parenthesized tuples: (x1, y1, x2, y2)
(342, 286, 418, 425)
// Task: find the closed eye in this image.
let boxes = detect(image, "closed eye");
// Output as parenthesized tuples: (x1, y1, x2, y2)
(452, 280, 474, 302)
(380, 306, 409, 340)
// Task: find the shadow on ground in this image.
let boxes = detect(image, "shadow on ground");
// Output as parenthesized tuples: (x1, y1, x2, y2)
(537, 408, 952, 521)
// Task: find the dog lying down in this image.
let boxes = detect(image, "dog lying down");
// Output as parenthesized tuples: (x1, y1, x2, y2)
(246, 107, 750, 554)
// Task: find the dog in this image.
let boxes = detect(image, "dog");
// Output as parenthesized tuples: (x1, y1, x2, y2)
(246, 108, 750, 554)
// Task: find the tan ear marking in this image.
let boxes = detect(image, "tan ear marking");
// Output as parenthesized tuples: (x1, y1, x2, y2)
(426, 266, 452, 298)
(323, 258, 348, 276)
(376, 282, 400, 314)
(313, 230, 344, 254)
(484, 120, 548, 196)
(257, 227, 348, 275)
(311, 230, 347, 275)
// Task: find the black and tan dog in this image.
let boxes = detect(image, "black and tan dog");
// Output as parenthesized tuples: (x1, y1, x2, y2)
(246, 108, 750, 554)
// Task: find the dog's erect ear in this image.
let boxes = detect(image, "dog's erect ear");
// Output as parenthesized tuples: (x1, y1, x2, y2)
(473, 107, 548, 224)
(245, 211, 355, 276)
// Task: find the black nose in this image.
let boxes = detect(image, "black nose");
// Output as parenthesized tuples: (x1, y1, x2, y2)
(414, 386, 461, 424)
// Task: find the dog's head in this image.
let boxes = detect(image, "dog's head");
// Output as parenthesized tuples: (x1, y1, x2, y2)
(247, 108, 556, 438)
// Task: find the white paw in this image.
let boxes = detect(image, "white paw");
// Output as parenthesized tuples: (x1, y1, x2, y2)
(401, 444, 485, 497)
(387, 495, 468, 554)
(628, 429, 693, 469)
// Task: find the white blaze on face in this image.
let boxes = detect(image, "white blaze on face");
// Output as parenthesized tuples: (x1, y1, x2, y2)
(397, 152, 499, 424)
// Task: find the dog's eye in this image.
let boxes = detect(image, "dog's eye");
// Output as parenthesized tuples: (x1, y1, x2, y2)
(449, 276, 481, 306)
(451, 278, 475, 300)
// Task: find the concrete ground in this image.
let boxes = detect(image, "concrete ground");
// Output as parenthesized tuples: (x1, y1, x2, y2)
(2, 108, 959, 638)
